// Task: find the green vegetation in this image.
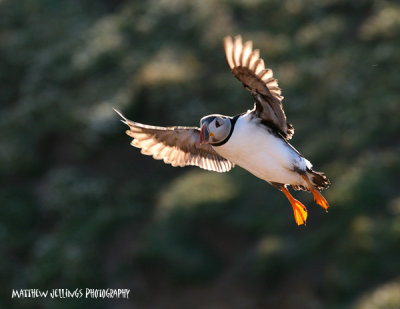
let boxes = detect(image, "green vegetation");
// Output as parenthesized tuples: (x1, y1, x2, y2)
(1, 0, 399, 308)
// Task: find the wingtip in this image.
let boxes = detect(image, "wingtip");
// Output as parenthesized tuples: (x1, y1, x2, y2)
(224, 34, 247, 43)
(233, 34, 242, 42)
(223, 35, 232, 42)
(113, 108, 129, 125)
(113, 107, 122, 116)
(223, 36, 235, 69)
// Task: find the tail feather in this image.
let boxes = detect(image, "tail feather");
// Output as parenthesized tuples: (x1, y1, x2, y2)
(307, 169, 330, 191)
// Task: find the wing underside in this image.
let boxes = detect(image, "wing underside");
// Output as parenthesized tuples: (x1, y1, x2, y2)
(115, 109, 234, 173)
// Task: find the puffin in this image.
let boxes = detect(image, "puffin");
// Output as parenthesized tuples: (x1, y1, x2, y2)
(115, 35, 330, 226)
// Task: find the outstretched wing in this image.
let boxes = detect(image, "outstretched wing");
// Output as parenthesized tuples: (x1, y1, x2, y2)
(115, 109, 234, 173)
(224, 35, 294, 139)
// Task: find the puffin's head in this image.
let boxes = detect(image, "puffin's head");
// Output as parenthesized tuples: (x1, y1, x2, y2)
(199, 114, 232, 145)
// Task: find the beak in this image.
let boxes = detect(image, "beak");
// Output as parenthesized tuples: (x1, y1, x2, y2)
(200, 124, 209, 144)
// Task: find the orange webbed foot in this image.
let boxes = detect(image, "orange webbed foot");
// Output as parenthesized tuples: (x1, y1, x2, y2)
(280, 187, 308, 226)
(311, 190, 329, 212)
(291, 199, 308, 226)
(301, 175, 329, 212)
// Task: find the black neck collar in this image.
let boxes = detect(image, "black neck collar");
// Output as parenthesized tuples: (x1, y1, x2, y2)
(210, 115, 240, 147)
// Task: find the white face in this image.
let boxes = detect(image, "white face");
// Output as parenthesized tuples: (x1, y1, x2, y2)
(200, 115, 231, 144)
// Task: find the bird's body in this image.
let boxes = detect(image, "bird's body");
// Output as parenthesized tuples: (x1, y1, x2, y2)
(115, 35, 330, 225)
(213, 111, 310, 187)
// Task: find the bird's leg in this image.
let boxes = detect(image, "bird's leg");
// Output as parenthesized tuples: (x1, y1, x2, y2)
(280, 186, 308, 226)
(301, 175, 329, 211)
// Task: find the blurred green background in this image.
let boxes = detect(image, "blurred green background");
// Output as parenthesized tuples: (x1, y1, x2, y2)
(1, 0, 400, 308)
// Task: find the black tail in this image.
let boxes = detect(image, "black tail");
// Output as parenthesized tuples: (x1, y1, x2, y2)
(307, 169, 330, 191)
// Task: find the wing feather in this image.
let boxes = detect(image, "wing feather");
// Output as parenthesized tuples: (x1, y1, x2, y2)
(115, 109, 234, 173)
(241, 41, 253, 66)
(232, 35, 242, 67)
(223, 36, 235, 69)
(259, 69, 273, 81)
(254, 58, 265, 75)
(223, 35, 294, 139)
(248, 49, 260, 70)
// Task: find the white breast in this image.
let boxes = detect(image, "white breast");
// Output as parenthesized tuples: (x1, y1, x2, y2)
(213, 113, 311, 186)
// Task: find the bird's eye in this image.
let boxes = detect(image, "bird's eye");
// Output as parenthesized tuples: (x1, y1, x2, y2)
(215, 119, 222, 128)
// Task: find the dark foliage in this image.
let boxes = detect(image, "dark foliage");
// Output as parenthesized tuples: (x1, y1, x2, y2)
(1, 0, 400, 308)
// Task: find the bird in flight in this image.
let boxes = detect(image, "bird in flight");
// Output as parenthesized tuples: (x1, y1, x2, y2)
(115, 35, 330, 226)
